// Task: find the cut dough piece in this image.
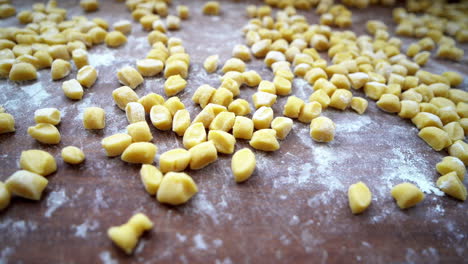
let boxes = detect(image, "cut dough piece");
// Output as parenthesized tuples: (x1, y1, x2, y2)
(20, 149, 57, 176)
(157, 172, 198, 205)
(231, 148, 256, 183)
(436, 172, 467, 201)
(348, 181, 372, 214)
(391, 182, 425, 209)
(140, 164, 163, 195)
(107, 213, 153, 255)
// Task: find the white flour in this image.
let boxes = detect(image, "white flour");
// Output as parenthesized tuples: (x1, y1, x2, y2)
(193, 234, 208, 250)
(44, 189, 68, 218)
(0, 247, 14, 264)
(99, 251, 118, 264)
(72, 219, 100, 238)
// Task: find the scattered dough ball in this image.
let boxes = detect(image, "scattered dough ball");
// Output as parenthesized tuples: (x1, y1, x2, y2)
(80, 0, 99, 12)
(228, 99, 251, 116)
(329, 89, 353, 110)
(157, 172, 198, 205)
(376, 94, 401, 113)
(221, 71, 244, 86)
(164, 60, 188, 79)
(125, 102, 145, 124)
(442, 71, 463, 87)
(310, 116, 336, 143)
(121, 142, 157, 164)
(222, 58, 246, 73)
(192, 85, 216, 108)
(20, 149, 57, 176)
(418, 127, 452, 151)
(27, 123, 61, 144)
(204, 55, 219, 73)
(113, 86, 139, 110)
(391, 183, 425, 209)
(62, 79, 84, 100)
(0, 182, 11, 210)
(242, 71, 262, 87)
(5, 170, 48, 200)
(251, 39, 271, 58)
(364, 82, 386, 100)
(252, 91, 277, 109)
(309, 89, 331, 109)
(139, 93, 164, 113)
(105, 31, 127, 47)
(283, 96, 304, 118)
(140, 164, 162, 195)
(34, 51, 53, 69)
(436, 172, 467, 201)
(273, 75, 292, 96)
(117, 66, 144, 89)
(166, 15, 181, 30)
(9, 62, 37, 81)
(77, 65, 97, 88)
(209, 112, 235, 132)
(177, 5, 190, 19)
(101, 133, 132, 157)
(172, 109, 191, 136)
(411, 112, 443, 129)
(233, 116, 254, 140)
(137, 59, 163, 77)
(349, 97, 367, 115)
(459, 118, 468, 134)
(88, 27, 108, 44)
(72, 49, 88, 69)
(0, 4, 15, 18)
(258, 80, 276, 95)
(271, 117, 293, 140)
(192, 106, 215, 128)
(61, 146, 85, 165)
(49, 45, 70, 61)
(203, 1, 220, 15)
(398, 100, 419, 119)
(188, 141, 218, 170)
(34, 108, 61, 125)
(448, 140, 468, 165)
(159, 148, 191, 173)
(232, 44, 251, 61)
(208, 130, 236, 154)
(127, 121, 153, 142)
(0, 113, 15, 133)
(164, 74, 187, 96)
(221, 77, 240, 96)
(265, 51, 286, 68)
(51, 59, 71, 81)
(253, 106, 274, 130)
(299, 102, 322, 123)
(107, 213, 153, 255)
(164, 97, 185, 116)
(183, 122, 206, 149)
(210, 87, 233, 107)
(436, 156, 465, 181)
(348, 181, 372, 214)
(330, 74, 351, 90)
(231, 148, 256, 183)
(83, 107, 106, 130)
(249, 129, 279, 152)
(443, 122, 464, 142)
(113, 20, 132, 35)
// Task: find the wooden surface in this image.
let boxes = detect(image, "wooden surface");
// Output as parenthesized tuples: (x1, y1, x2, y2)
(1, 1, 467, 263)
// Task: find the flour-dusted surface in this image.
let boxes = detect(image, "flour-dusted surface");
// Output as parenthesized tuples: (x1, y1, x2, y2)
(0, 0, 467, 263)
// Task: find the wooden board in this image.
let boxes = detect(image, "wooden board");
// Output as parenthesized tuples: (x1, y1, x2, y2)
(1, 0, 467, 263)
